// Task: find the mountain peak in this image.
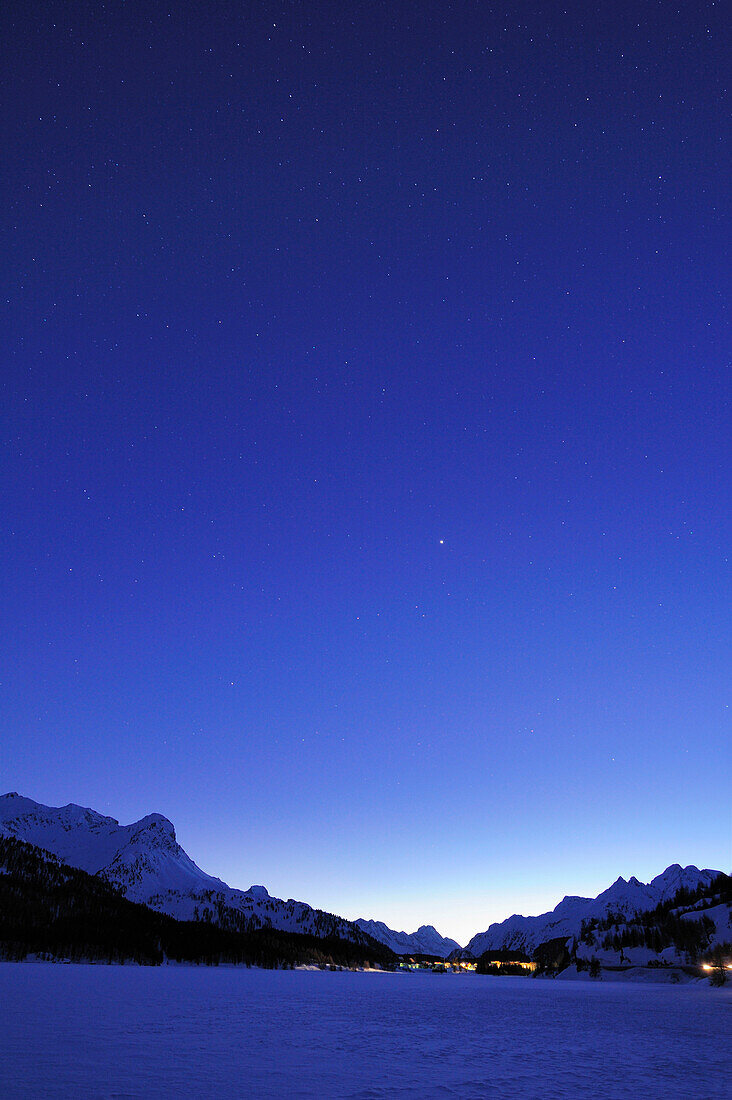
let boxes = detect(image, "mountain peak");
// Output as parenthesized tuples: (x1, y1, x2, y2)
(247, 885, 269, 899)
(354, 918, 461, 956)
(466, 863, 723, 956)
(0, 793, 368, 947)
(1, 792, 46, 815)
(133, 813, 176, 835)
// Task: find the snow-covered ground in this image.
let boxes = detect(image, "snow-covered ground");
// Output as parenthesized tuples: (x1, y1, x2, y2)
(1, 963, 729, 1099)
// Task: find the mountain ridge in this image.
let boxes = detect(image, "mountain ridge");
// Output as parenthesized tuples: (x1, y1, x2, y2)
(466, 864, 723, 956)
(354, 919, 462, 957)
(1, 793, 725, 961)
(0, 794, 368, 946)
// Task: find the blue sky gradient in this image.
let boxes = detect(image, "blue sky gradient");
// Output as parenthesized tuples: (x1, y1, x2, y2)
(2, 1, 729, 942)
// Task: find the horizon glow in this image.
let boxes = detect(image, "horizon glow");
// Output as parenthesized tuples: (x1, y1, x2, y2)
(2, 2, 729, 947)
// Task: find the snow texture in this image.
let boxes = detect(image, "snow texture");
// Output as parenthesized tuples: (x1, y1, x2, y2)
(0, 963, 729, 1099)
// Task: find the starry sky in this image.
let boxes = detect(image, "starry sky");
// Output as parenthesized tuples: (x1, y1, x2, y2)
(2, 1, 729, 944)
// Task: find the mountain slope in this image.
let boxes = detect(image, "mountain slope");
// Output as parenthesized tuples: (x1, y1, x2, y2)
(570, 871, 732, 970)
(466, 865, 723, 956)
(0, 794, 225, 897)
(0, 833, 397, 969)
(0, 794, 367, 945)
(355, 919, 461, 957)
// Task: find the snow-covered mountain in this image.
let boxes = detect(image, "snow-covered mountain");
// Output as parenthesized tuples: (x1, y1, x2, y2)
(355, 919, 461, 957)
(0, 794, 369, 944)
(3, 793, 724, 968)
(466, 865, 723, 956)
(0, 794, 225, 897)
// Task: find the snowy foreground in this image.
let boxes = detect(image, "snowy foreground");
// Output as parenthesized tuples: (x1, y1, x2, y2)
(1, 964, 730, 1099)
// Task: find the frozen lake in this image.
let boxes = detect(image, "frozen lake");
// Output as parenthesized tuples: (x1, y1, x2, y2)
(1, 963, 729, 1098)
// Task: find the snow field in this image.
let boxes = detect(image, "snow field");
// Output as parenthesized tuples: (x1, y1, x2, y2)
(1, 963, 730, 1099)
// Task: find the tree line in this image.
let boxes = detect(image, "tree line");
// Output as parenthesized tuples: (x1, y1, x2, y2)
(0, 835, 396, 970)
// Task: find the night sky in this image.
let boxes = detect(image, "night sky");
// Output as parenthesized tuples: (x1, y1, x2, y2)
(2, 1, 729, 943)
